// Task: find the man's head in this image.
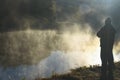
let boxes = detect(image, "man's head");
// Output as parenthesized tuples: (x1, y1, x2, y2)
(105, 17, 112, 25)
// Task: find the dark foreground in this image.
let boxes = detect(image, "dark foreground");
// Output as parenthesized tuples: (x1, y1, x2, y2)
(35, 62, 120, 80)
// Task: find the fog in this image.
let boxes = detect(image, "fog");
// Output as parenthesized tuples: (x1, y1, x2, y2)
(0, 0, 120, 80)
(0, 23, 120, 80)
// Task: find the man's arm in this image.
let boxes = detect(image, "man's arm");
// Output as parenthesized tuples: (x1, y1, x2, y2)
(97, 27, 104, 38)
(97, 30, 101, 37)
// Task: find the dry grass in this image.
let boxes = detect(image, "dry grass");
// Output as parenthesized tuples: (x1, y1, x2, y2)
(35, 62, 120, 80)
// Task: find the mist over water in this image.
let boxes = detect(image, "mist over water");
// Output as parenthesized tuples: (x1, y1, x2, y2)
(0, 51, 101, 80)
(0, 51, 120, 80)
(0, 23, 120, 80)
(0, 23, 100, 66)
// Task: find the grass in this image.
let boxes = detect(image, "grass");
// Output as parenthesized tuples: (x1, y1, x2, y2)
(35, 62, 120, 80)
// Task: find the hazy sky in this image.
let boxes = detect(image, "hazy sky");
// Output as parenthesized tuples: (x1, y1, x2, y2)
(0, 0, 120, 31)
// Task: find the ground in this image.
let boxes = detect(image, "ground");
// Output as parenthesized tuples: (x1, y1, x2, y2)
(35, 62, 120, 80)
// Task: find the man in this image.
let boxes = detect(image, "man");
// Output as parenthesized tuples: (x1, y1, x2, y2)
(97, 17, 116, 80)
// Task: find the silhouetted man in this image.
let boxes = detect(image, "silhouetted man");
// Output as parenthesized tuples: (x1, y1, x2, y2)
(97, 17, 116, 80)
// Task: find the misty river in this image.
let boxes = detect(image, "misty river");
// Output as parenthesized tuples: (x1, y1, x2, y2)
(0, 28, 120, 80)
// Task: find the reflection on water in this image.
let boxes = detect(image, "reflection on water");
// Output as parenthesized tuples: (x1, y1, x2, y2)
(0, 51, 102, 80)
(0, 51, 119, 80)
